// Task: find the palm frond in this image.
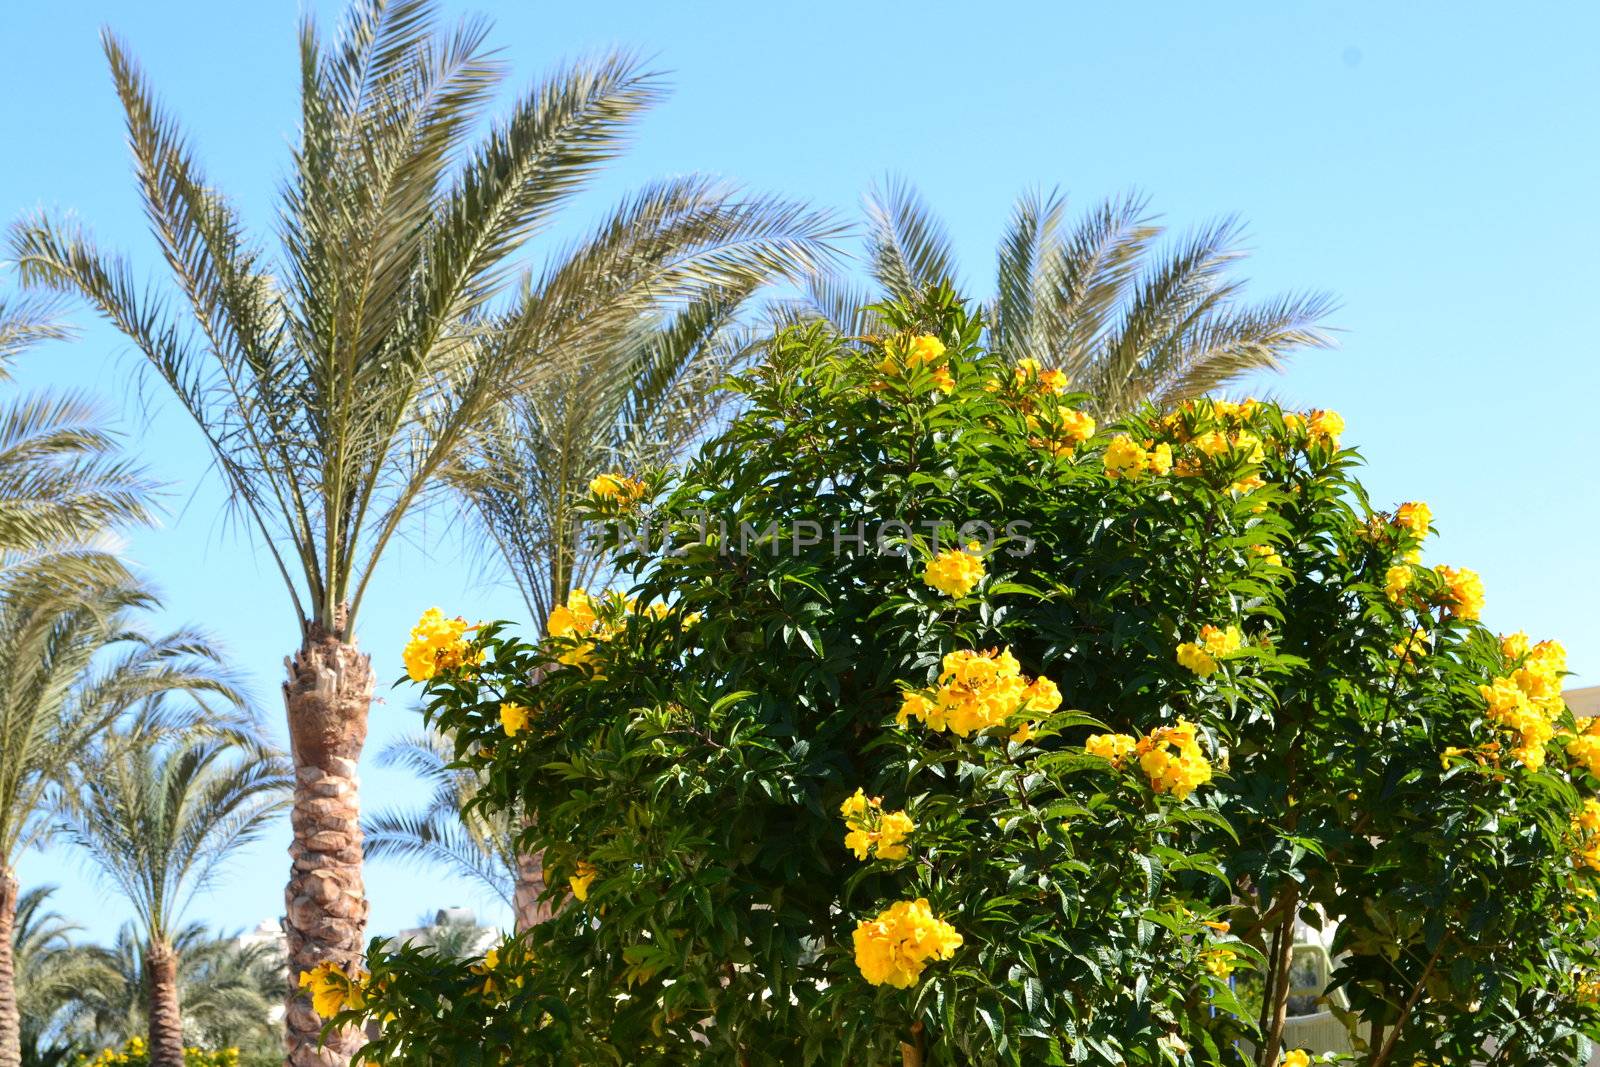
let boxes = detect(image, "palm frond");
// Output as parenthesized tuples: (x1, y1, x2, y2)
(863, 176, 958, 301)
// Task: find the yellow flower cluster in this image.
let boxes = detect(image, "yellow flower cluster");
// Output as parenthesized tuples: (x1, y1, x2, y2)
(840, 788, 915, 861)
(1478, 638, 1567, 770)
(1434, 565, 1485, 620)
(547, 589, 598, 638)
(1102, 433, 1173, 479)
(1307, 409, 1344, 443)
(896, 648, 1061, 738)
(299, 959, 366, 1019)
(1025, 408, 1097, 457)
(402, 608, 480, 682)
(569, 860, 597, 901)
(499, 701, 532, 737)
(851, 897, 963, 987)
(923, 541, 985, 598)
(1280, 1052, 1311, 1067)
(1394, 501, 1432, 539)
(1087, 722, 1213, 801)
(1384, 564, 1413, 604)
(1135, 719, 1213, 800)
(589, 472, 647, 505)
(546, 589, 675, 667)
(1200, 946, 1237, 978)
(879, 334, 947, 376)
(77, 1040, 240, 1067)
(1175, 624, 1243, 677)
(1013, 357, 1068, 395)
(1085, 732, 1137, 766)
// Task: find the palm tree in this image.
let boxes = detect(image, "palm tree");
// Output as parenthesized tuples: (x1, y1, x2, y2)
(0, 563, 242, 1067)
(59, 730, 291, 1067)
(9, 886, 99, 1064)
(44, 923, 283, 1060)
(363, 729, 520, 914)
(9, 4, 834, 1056)
(0, 295, 163, 1067)
(460, 215, 772, 628)
(0, 297, 149, 574)
(805, 179, 1335, 418)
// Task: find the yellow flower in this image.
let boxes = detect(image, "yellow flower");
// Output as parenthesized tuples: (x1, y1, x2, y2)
(1176, 624, 1239, 677)
(546, 590, 598, 638)
(852, 898, 962, 987)
(839, 790, 910, 861)
(1134, 719, 1213, 800)
(590, 471, 647, 505)
(839, 787, 871, 821)
(1434, 565, 1484, 620)
(1501, 631, 1531, 661)
(897, 648, 1057, 738)
(499, 702, 532, 737)
(1032, 408, 1097, 457)
(1038, 368, 1069, 394)
(402, 608, 480, 683)
(923, 542, 985, 598)
(298, 960, 365, 1019)
(569, 861, 597, 902)
(1394, 501, 1431, 539)
(931, 365, 955, 392)
(905, 334, 945, 366)
(896, 691, 939, 730)
(1199, 624, 1242, 657)
(1250, 543, 1283, 568)
(1176, 642, 1217, 677)
(1146, 441, 1173, 476)
(1384, 564, 1413, 604)
(1200, 946, 1237, 978)
(1022, 675, 1062, 713)
(1308, 409, 1344, 444)
(881, 334, 946, 375)
(1281, 1052, 1311, 1067)
(1085, 732, 1137, 767)
(1103, 434, 1167, 479)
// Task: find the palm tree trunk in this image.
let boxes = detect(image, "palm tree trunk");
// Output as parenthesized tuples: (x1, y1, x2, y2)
(512, 850, 552, 933)
(145, 939, 186, 1067)
(0, 867, 20, 1067)
(283, 619, 373, 1067)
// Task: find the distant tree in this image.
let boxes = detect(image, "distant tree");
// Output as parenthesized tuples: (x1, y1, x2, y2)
(0, 568, 241, 1067)
(9, 886, 97, 1065)
(59, 732, 290, 1067)
(42, 923, 282, 1058)
(805, 178, 1334, 417)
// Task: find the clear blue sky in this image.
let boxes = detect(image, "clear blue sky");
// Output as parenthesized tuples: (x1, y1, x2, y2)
(3, 1, 1597, 945)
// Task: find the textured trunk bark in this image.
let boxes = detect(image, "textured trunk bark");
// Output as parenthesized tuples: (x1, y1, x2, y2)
(145, 940, 186, 1067)
(0, 867, 20, 1067)
(283, 617, 373, 1067)
(512, 849, 552, 933)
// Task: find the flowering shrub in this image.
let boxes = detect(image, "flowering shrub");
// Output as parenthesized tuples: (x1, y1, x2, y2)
(76, 1037, 240, 1066)
(353, 292, 1600, 1065)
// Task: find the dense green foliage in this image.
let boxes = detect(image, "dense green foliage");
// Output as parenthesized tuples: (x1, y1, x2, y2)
(349, 294, 1594, 1064)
